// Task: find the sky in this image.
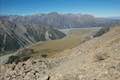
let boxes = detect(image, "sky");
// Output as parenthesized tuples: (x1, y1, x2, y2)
(0, 0, 120, 17)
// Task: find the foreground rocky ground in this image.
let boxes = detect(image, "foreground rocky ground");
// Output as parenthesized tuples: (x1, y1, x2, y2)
(0, 27, 120, 80)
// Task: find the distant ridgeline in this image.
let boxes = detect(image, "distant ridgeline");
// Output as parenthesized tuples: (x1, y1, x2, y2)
(0, 12, 120, 51)
(0, 12, 120, 29)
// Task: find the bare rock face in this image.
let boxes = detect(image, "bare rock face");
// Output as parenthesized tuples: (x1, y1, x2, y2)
(0, 19, 66, 52)
(0, 58, 51, 80)
(0, 52, 67, 80)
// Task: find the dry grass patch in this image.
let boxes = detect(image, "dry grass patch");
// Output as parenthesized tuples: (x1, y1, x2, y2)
(31, 28, 99, 58)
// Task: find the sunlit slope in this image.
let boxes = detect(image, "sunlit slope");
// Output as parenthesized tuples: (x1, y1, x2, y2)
(0, 27, 120, 80)
(49, 26, 120, 80)
(31, 28, 99, 57)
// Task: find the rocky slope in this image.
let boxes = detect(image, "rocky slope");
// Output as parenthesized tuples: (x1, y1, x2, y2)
(49, 26, 120, 80)
(0, 19, 65, 51)
(0, 27, 120, 80)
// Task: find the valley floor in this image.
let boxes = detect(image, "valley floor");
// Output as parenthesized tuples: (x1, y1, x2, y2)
(0, 28, 99, 64)
(31, 28, 99, 58)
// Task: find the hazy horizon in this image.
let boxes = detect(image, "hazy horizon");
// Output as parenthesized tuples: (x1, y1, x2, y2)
(0, 0, 120, 17)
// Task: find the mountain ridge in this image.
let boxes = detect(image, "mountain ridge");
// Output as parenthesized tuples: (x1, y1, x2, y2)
(1, 12, 120, 29)
(0, 19, 66, 51)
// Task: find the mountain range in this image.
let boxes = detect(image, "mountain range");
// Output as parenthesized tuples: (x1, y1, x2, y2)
(0, 18, 65, 51)
(0, 12, 120, 51)
(1, 12, 120, 29)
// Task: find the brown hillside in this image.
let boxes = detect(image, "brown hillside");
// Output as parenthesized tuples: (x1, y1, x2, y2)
(0, 27, 120, 80)
(50, 27, 120, 80)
